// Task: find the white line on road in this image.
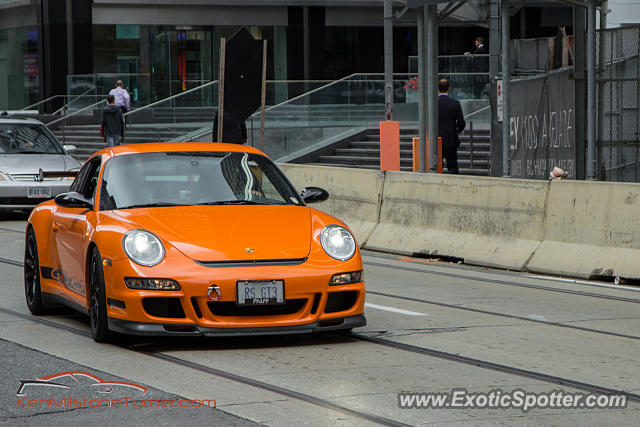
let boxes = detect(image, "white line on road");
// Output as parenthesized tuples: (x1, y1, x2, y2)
(365, 303, 427, 316)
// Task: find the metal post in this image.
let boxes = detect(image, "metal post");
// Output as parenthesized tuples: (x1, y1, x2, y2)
(384, 0, 394, 120)
(217, 37, 226, 143)
(489, 0, 501, 176)
(501, 0, 511, 176)
(303, 6, 310, 81)
(637, 27, 640, 181)
(470, 120, 474, 171)
(260, 40, 267, 152)
(574, 6, 586, 179)
(426, 5, 438, 171)
(489, 0, 501, 79)
(586, 0, 597, 179)
(597, 2, 607, 179)
(66, 0, 74, 76)
(417, 8, 427, 171)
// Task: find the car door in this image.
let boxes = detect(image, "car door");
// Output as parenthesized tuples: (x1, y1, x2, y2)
(51, 157, 102, 305)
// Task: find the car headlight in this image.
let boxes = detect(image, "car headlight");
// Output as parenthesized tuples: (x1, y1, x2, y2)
(0, 171, 11, 181)
(320, 225, 356, 261)
(122, 230, 165, 267)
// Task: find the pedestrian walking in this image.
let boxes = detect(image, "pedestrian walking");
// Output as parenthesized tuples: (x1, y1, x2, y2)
(109, 80, 131, 115)
(213, 109, 247, 144)
(437, 79, 466, 174)
(101, 94, 124, 147)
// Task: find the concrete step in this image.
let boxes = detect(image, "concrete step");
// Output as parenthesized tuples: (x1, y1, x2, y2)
(347, 140, 491, 151)
(317, 155, 415, 166)
(309, 162, 489, 175)
(333, 148, 414, 158)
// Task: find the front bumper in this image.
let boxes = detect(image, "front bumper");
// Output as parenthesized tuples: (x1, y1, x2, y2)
(108, 314, 366, 336)
(103, 250, 366, 334)
(0, 181, 72, 210)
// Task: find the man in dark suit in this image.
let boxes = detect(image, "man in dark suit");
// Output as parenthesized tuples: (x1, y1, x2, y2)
(437, 79, 466, 174)
(474, 36, 487, 54)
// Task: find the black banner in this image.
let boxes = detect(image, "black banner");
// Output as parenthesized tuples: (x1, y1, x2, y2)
(509, 70, 575, 179)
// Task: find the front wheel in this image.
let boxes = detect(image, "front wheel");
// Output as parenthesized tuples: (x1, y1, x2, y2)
(89, 248, 113, 342)
(24, 228, 46, 314)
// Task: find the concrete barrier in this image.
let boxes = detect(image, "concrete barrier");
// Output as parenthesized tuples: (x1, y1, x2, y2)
(365, 171, 549, 271)
(526, 180, 640, 279)
(278, 163, 384, 245)
(278, 163, 640, 279)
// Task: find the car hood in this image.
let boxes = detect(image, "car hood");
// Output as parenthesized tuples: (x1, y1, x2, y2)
(0, 154, 80, 174)
(112, 205, 312, 261)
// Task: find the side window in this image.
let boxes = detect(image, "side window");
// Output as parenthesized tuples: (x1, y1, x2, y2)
(73, 158, 102, 201)
(70, 161, 92, 193)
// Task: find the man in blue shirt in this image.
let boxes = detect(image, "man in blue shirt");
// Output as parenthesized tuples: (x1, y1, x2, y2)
(109, 80, 131, 115)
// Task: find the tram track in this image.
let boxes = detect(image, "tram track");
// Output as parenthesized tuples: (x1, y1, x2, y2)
(367, 289, 640, 341)
(0, 307, 411, 427)
(1, 306, 638, 409)
(1, 254, 638, 342)
(0, 226, 23, 234)
(363, 260, 640, 304)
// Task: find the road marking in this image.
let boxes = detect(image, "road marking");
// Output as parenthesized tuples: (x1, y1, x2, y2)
(365, 303, 427, 316)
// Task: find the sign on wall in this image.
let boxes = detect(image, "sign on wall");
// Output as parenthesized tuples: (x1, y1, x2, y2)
(508, 70, 575, 179)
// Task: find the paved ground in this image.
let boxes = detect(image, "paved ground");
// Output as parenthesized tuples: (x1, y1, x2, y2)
(0, 214, 639, 426)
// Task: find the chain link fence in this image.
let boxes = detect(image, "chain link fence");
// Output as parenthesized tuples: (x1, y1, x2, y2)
(597, 26, 640, 182)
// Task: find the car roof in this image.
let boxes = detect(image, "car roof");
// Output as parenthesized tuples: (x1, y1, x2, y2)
(95, 143, 268, 160)
(0, 116, 45, 125)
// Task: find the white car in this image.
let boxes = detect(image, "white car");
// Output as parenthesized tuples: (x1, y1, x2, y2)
(0, 116, 81, 212)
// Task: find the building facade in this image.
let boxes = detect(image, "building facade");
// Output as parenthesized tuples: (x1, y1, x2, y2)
(1, 0, 581, 111)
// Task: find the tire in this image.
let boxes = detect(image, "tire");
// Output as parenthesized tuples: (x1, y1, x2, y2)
(24, 228, 46, 315)
(89, 248, 113, 342)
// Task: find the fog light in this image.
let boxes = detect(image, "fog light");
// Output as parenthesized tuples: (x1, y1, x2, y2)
(329, 270, 363, 286)
(125, 277, 180, 290)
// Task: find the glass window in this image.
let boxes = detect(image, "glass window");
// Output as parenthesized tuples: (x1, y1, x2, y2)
(99, 151, 302, 211)
(71, 157, 101, 202)
(0, 27, 40, 110)
(0, 123, 64, 154)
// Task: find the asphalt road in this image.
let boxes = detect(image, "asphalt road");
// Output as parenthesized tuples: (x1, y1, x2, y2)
(0, 214, 639, 426)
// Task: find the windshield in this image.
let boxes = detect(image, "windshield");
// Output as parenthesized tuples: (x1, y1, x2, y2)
(0, 123, 65, 154)
(99, 151, 303, 210)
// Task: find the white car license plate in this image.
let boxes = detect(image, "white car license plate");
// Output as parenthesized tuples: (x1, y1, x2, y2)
(28, 187, 51, 199)
(237, 280, 284, 306)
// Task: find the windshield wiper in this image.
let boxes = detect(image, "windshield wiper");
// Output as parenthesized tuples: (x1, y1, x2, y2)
(117, 202, 184, 209)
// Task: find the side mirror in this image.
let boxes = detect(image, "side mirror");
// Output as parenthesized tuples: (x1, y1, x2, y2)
(54, 192, 93, 210)
(301, 186, 329, 204)
(63, 144, 77, 154)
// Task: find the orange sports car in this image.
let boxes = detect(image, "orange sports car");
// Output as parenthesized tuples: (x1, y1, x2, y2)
(24, 143, 365, 342)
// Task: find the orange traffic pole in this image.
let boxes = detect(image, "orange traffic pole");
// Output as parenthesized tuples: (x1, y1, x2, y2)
(412, 137, 420, 172)
(380, 121, 400, 171)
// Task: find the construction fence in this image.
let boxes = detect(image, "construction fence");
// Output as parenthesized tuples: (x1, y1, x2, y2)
(597, 25, 640, 182)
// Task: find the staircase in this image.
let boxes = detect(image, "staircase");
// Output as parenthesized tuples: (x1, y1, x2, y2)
(311, 127, 490, 175)
(52, 123, 206, 163)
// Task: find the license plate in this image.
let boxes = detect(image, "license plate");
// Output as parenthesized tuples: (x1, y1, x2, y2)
(237, 280, 284, 306)
(28, 187, 51, 199)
